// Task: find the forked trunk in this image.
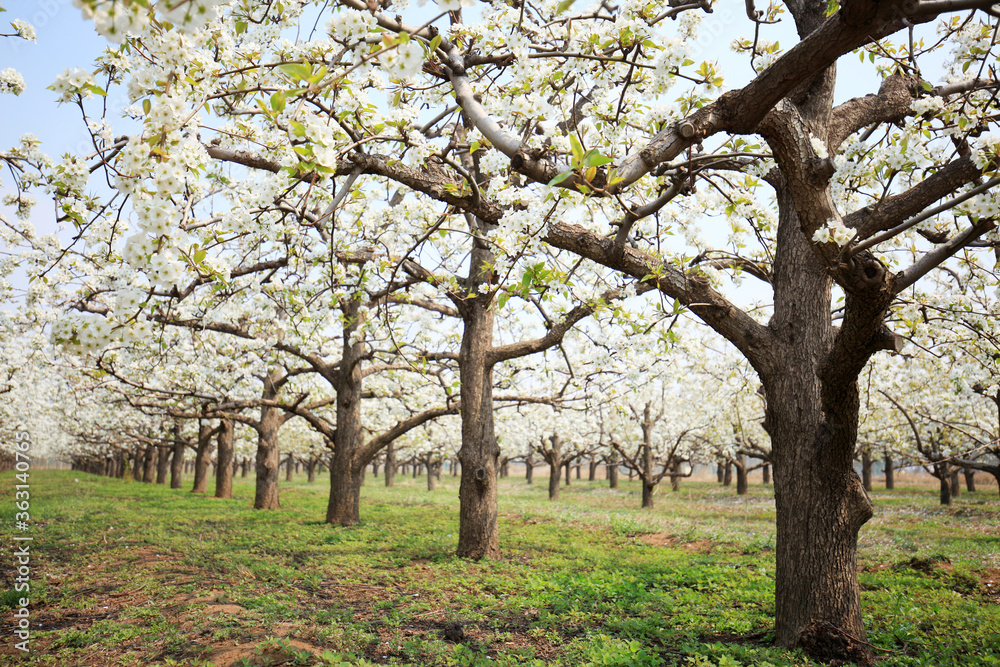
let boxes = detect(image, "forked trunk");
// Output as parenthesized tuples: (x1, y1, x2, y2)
(765, 186, 873, 658)
(215, 418, 234, 499)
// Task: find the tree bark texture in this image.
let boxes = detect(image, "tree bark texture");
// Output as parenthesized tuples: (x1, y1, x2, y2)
(215, 418, 234, 499)
(191, 422, 214, 493)
(155, 445, 170, 485)
(170, 425, 185, 489)
(254, 397, 283, 509)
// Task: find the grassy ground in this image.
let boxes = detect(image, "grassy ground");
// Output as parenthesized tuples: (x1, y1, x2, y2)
(1, 469, 998, 667)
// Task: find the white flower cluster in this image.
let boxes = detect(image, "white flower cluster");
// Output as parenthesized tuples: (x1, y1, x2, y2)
(326, 9, 375, 44)
(910, 95, 944, 116)
(148, 94, 188, 131)
(50, 67, 96, 103)
(74, 0, 225, 42)
(812, 218, 854, 247)
(160, 0, 225, 33)
(51, 312, 116, 355)
(0, 68, 25, 96)
(54, 157, 90, 195)
(810, 135, 828, 159)
(10, 19, 36, 42)
(387, 40, 424, 79)
(971, 134, 1000, 171)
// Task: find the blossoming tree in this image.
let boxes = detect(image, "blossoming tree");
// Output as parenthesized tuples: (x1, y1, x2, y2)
(11, 0, 998, 659)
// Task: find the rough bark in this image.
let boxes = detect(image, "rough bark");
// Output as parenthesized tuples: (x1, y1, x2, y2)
(326, 297, 367, 526)
(142, 441, 157, 483)
(191, 422, 214, 493)
(385, 441, 396, 488)
(215, 417, 234, 499)
(254, 392, 284, 509)
(170, 425, 185, 489)
(155, 444, 170, 485)
(540, 434, 563, 501)
(735, 455, 749, 496)
(964, 468, 976, 493)
(950, 467, 961, 499)
(454, 239, 502, 559)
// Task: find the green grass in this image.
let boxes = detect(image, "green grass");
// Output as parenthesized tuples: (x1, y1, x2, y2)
(1, 470, 998, 666)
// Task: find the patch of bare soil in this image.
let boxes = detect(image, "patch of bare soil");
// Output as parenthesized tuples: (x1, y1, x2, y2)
(637, 533, 719, 553)
(981, 568, 1000, 603)
(13, 542, 572, 667)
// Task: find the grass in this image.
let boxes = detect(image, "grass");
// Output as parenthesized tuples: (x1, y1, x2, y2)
(0, 469, 998, 666)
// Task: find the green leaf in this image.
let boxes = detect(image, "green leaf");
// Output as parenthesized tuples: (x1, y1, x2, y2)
(278, 63, 313, 81)
(142, 98, 151, 115)
(469, 141, 480, 154)
(556, 0, 576, 13)
(235, 20, 248, 35)
(270, 91, 286, 113)
(569, 134, 584, 166)
(581, 149, 612, 169)
(429, 34, 442, 51)
(193, 249, 207, 264)
(548, 171, 573, 187)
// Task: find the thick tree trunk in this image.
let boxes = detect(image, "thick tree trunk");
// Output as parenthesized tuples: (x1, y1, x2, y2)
(762, 463, 771, 485)
(327, 297, 367, 526)
(132, 446, 143, 482)
(765, 183, 873, 656)
(170, 426, 185, 489)
(608, 459, 619, 489)
(589, 457, 598, 481)
(670, 462, 682, 492)
(641, 479, 655, 508)
(308, 458, 318, 483)
(543, 435, 562, 501)
(938, 465, 953, 506)
(950, 467, 961, 499)
(285, 455, 294, 482)
(191, 422, 214, 493)
(142, 441, 157, 483)
(722, 461, 732, 487)
(964, 468, 976, 492)
(427, 457, 439, 491)
(241, 457, 248, 478)
(525, 452, 534, 484)
(717, 462, 725, 484)
(254, 400, 283, 510)
(385, 441, 396, 488)
(563, 460, 571, 486)
(155, 445, 170, 485)
(455, 274, 501, 560)
(883, 454, 894, 489)
(215, 418, 234, 499)
(735, 455, 748, 495)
